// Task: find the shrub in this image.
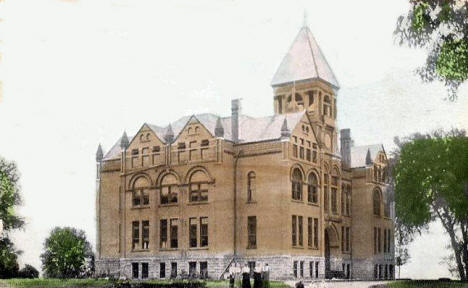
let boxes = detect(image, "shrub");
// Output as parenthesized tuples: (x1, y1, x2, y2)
(18, 264, 39, 279)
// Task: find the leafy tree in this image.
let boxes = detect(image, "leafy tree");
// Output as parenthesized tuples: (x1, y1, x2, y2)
(41, 227, 94, 278)
(395, 1, 468, 100)
(0, 237, 21, 278)
(393, 129, 468, 280)
(18, 264, 39, 279)
(0, 157, 24, 232)
(0, 157, 24, 279)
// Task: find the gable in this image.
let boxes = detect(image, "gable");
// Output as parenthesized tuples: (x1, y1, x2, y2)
(290, 113, 319, 145)
(127, 123, 165, 153)
(173, 116, 214, 145)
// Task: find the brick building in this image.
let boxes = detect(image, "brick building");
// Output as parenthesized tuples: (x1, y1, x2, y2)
(95, 24, 395, 280)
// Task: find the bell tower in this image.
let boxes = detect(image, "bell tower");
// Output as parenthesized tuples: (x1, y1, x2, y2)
(271, 22, 340, 152)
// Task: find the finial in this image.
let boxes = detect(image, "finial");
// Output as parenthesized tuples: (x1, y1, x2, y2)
(302, 10, 308, 28)
(164, 124, 174, 143)
(96, 144, 104, 162)
(215, 117, 224, 138)
(281, 118, 290, 138)
(120, 131, 129, 149)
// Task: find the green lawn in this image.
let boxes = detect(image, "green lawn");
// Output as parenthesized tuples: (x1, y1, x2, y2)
(385, 280, 468, 288)
(0, 279, 289, 288)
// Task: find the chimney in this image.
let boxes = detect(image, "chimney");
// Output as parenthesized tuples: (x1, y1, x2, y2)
(340, 129, 352, 168)
(231, 99, 242, 143)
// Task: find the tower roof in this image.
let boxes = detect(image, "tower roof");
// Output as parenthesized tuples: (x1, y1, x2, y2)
(271, 25, 339, 89)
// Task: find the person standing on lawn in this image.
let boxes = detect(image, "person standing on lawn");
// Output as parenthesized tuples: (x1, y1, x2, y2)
(241, 263, 251, 288)
(262, 263, 270, 288)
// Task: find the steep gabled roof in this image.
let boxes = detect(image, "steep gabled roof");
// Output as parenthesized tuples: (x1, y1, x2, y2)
(271, 26, 339, 89)
(103, 135, 134, 160)
(350, 144, 385, 168)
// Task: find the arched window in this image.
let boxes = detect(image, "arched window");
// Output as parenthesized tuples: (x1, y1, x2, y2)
(331, 167, 340, 215)
(295, 93, 304, 108)
(292, 168, 303, 201)
(346, 185, 352, 216)
(307, 173, 318, 204)
(323, 95, 331, 117)
(160, 174, 178, 205)
(133, 176, 149, 206)
(189, 170, 210, 202)
(373, 188, 381, 216)
(247, 171, 256, 202)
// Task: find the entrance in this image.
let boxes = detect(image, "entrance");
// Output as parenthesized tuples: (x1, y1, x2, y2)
(325, 230, 331, 277)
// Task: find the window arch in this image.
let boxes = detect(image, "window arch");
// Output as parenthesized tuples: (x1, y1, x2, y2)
(160, 174, 178, 204)
(307, 172, 318, 204)
(373, 188, 382, 216)
(247, 171, 256, 202)
(323, 95, 332, 117)
(292, 168, 303, 201)
(189, 170, 210, 202)
(133, 176, 150, 206)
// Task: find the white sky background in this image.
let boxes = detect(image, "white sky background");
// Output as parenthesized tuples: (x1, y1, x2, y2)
(0, 0, 467, 279)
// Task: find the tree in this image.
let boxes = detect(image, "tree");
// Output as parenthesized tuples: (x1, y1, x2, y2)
(394, 1, 468, 100)
(41, 227, 94, 278)
(18, 264, 39, 279)
(0, 157, 24, 279)
(393, 129, 468, 280)
(0, 237, 21, 278)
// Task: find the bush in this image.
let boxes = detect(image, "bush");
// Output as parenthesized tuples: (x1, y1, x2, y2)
(18, 264, 39, 279)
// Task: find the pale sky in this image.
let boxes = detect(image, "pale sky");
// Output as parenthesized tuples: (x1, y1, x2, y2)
(1, 0, 467, 279)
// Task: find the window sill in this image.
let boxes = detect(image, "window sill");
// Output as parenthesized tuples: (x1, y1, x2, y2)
(131, 205, 150, 210)
(307, 246, 319, 250)
(187, 201, 209, 206)
(159, 203, 178, 208)
(159, 248, 179, 251)
(246, 246, 257, 250)
(292, 246, 304, 249)
(189, 247, 209, 251)
(131, 249, 150, 252)
(291, 199, 304, 204)
(307, 202, 319, 207)
(246, 201, 257, 204)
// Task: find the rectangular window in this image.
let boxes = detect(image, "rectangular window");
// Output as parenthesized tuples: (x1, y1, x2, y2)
(171, 262, 177, 279)
(189, 262, 196, 276)
(378, 228, 381, 253)
(293, 144, 298, 158)
(170, 219, 178, 248)
(142, 220, 149, 250)
(189, 218, 197, 248)
(346, 227, 350, 252)
(309, 261, 313, 278)
(160, 262, 166, 278)
(315, 262, 319, 278)
(374, 227, 377, 254)
(307, 217, 312, 247)
(341, 226, 345, 253)
(306, 148, 311, 161)
(132, 221, 139, 250)
(160, 219, 167, 249)
(300, 261, 304, 278)
(200, 217, 208, 247)
(177, 142, 186, 150)
(331, 188, 337, 214)
(152, 145, 161, 153)
(314, 218, 319, 248)
(132, 149, 139, 155)
(132, 262, 139, 279)
(312, 150, 317, 163)
(299, 146, 304, 159)
(292, 215, 297, 246)
(200, 262, 208, 278)
(190, 183, 208, 202)
(161, 186, 169, 205)
(248, 216, 257, 248)
(201, 139, 209, 146)
(384, 229, 387, 253)
(293, 261, 298, 278)
(142, 263, 148, 279)
(298, 216, 303, 246)
(341, 188, 345, 215)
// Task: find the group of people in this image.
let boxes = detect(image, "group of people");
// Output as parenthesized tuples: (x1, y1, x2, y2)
(228, 263, 270, 288)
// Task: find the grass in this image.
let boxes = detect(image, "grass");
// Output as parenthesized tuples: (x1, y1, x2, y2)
(385, 280, 468, 288)
(0, 278, 289, 288)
